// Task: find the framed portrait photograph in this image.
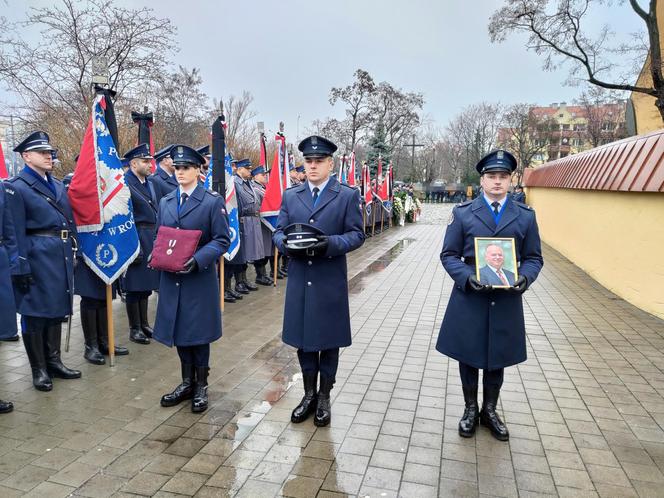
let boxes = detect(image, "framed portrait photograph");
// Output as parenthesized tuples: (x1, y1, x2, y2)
(474, 237, 519, 289)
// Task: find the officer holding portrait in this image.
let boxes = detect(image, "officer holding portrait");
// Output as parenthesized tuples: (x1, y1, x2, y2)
(435, 150, 543, 441)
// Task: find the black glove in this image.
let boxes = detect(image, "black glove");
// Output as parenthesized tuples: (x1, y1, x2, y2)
(12, 274, 34, 294)
(177, 257, 198, 274)
(467, 275, 492, 293)
(309, 235, 329, 257)
(507, 275, 528, 294)
(130, 252, 143, 267)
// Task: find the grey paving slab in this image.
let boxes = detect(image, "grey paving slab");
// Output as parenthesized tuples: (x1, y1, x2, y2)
(0, 204, 662, 496)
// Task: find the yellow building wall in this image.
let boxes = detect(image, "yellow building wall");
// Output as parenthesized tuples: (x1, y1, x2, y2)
(630, 0, 664, 134)
(526, 187, 664, 320)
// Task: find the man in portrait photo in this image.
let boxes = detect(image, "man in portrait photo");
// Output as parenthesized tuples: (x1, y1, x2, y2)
(479, 243, 515, 286)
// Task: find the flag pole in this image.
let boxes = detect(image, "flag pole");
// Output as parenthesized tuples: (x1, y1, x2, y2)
(220, 257, 225, 312)
(381, 205, 384, 233)
(371, 197, 377, 237)
(106, 284, 115, 367)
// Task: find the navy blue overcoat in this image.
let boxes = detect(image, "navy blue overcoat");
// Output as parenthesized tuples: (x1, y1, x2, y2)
(121, 170, 159, 292)
(436, 197, 543, 370)
(150, 166, 178, 203)
(6, 168, 76, 318)
(153, 185, 230, 347)
(0, 183, 19, 338)
(273, 178, 365, 352)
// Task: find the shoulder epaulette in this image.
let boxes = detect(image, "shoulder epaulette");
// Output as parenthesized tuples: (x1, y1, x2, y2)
(205, 189, 220, 197)
(516, 202, 533, 211)
(457, 200, 472, 208)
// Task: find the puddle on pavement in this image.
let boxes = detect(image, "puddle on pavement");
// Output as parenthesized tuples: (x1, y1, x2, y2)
(348, 238, 415, 295)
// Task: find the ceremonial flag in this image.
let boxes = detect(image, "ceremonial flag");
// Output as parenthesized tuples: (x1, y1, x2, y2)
(347, 151, 356, 187)
(379, 162, 392, 203)
(68, 92, 139, 284)
(131, 111, 156, 173)
(0, 140, 7, 179)
(222, 153, 240, 260)
(362, 162, 372, 205)
(338, 154, 347, 183)
(260, 130, 290, 230)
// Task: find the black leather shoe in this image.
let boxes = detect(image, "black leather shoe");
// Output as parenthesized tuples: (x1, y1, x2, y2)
(138, 298, 153, 338)
(192, 366, 209, 413)
(96, 308, 129, 355)
(45, 324, 82, 379)
(81, 307, 105, 365)
(458, 386, 479, 437)
(127, 302, 150, 344)
(161, 363, 194, 407)
(235, 282, 250, 295)
(23, 330, 53, 391)
(291, 372, 318, 423)
(255, 274, 272, 286)
(480, 386, 509, 441)
(314, 375, 334, 427)
(277, 268, 287, 279)
(242, 271, 258, 291)
(224, 291, 237, 303)
(0, 400, 13, 413)
(129, 327, 150, 344)
(229, 287, 243, 299)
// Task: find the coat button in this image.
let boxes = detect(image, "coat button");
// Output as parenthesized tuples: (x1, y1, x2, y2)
(176, 283, 180, 287)
(309, 219, 314, 223)
(308, 261, 312, 266)
(307, 281, 312, 286)
(491, 301, 495, 306)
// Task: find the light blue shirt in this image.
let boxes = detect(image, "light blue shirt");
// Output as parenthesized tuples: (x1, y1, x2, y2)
(307, 178, 330, 197)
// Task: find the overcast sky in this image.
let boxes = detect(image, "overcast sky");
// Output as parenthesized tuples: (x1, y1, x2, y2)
(1, 0, 645, 141)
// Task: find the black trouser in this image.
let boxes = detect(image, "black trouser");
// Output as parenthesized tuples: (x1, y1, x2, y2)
(22, 316, 63, 333)
(297, 348, 340, 378)
(80, 297, 105, 310)
(459, 362, 504, 389)
(176, 345, 210, 367)
(124, 290, 151, 303)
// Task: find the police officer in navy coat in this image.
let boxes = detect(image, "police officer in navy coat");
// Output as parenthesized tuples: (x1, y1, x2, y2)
(153, 145, 230, 413)
(436, 150, 543, 441)
(273, 135, 365, 427)
(0, 182, 19, 412)
(6, 131, 81, 391)
(251, 165, 274, 286)
(122, 144, 160, 345)
(150, 145, 178, 203)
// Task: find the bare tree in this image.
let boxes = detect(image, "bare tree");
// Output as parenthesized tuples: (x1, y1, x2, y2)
(488, 0, 664, 120)
(309, 117, 354, 153)
(329, 69, 376, 149)
(0, 0, 175, 122)
(576, 86, 628, 147)
(498, 103, 553, 183)
(215, 92, 258, 160)
(371, 82, 425, 151)
(153, 66, 209, 148)
(446, 103, 504, 183)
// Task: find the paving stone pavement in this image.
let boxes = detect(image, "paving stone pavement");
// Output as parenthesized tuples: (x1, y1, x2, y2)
(0, 203, 663, 497)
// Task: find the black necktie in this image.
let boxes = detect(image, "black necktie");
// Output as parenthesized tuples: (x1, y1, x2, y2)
(312, 187, 319, 205)
(180, 192, 188, 207)
(491, 201, 500, 215)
